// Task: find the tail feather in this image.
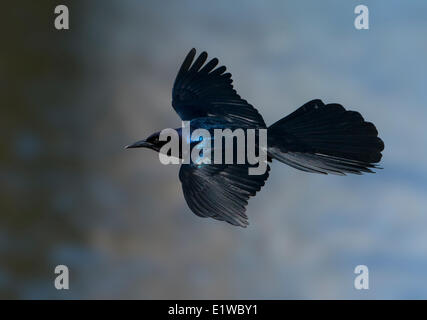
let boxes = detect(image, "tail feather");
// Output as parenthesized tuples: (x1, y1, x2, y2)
(267, 99, 384, 175)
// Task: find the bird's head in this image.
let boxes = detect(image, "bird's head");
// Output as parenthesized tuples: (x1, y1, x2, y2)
(125, 131, 166, 152)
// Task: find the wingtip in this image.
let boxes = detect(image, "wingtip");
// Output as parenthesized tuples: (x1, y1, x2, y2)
(199, 51, 208, 62)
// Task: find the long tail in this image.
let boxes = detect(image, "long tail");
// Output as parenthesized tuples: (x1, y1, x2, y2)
(267, 99, 384, 175)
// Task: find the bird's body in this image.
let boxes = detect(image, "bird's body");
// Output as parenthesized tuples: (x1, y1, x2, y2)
(127, 49, 384, 227)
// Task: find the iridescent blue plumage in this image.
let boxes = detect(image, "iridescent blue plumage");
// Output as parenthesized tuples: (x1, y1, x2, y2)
(127, 48, 384, 227)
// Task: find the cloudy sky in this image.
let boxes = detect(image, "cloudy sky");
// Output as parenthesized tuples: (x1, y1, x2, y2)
(2, 0, 427, 299)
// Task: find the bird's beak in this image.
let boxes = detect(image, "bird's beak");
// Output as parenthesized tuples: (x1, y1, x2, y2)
(125, 140, 153, 149)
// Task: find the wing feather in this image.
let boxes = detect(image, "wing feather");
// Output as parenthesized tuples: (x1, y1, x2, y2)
(179, 164, 270, 227)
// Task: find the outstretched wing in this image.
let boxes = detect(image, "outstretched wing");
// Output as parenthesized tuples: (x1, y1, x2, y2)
(172, 48, 266, 128)
(179, 164, 270, 227)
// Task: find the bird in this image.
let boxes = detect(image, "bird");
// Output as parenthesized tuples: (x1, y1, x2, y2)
(126, 48, 384, 228)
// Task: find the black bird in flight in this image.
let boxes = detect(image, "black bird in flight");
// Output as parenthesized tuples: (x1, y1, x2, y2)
(127, 49, 384, 227)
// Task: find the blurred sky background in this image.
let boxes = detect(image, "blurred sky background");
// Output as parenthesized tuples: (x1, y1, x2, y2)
(1, 0, 427, 299)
